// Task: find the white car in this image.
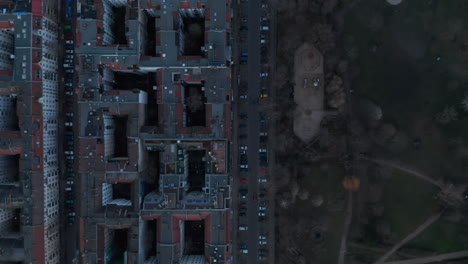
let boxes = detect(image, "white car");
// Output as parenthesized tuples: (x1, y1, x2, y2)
(239, 95, 248, 99)
(260, 39, 267, 44)
(239, 225, 248, 231)
(65, 40, 74, 44)
(258, 211, 266, 216)
(67, 180, 74, 185)
(259, 132, 268, 136)
(65, 55, 74, 59)
(65, 113, 74, 117)
(65, 122, 73, 126)
(260, 17, 268, 21)
(259, 148, 267, 153)
(240, 249, 248, 254)
(68, 212, 76, 216)
(260, 72, 268, 77)
(259, 206, 267, 210)
(64, 151, 74, 155)
(259, 235, 267, 240)
(239, 145, 248, 150)
(258, 178, 268, 183)
(259, 240, 267, 245)
(65, 91, 73, 96)
(240, 164, 248, 169)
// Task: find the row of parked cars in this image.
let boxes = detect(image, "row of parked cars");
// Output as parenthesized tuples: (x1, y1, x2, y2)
(63, 22, 76, 226)
(237, 1, 271, 262)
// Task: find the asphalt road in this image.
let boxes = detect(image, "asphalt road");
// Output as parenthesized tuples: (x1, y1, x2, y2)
(235, 0, 271, 263)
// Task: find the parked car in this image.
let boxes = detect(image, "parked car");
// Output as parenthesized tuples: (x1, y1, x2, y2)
(259, 235, 267, 240)
(65, 49, 74, 54)
(68, 212, 76, 216)
(239, 124, 248, 128)
(65, 69, 75, 73)
(260, 73, 268, 77)
(239, 145, 248, 150)
(252, 193, 257, 200)
(240, 164, 248, 169)
(258, 211, 266, 217)
(239, 225, 248, 231)
(239, 134, 247, 139)
(239, 95, 248, 99)
(65, 40, 74, 44)
(65, 122, 73, 126)
(66, 180, 74, 185)
(259, 148, 267, 153)
(259, 240, 267, 245)
(239, 189, 248, 199)
(240, 178, 248, 183)
(64, 151, 74, 155)
(260, 26, 269, 31)
(259, 206, 267, 210)
(258, 178, 268, 183)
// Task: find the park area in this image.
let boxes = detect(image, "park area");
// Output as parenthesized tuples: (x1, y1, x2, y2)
(342, 0, 468, 262)
(270, 0, 468, 263)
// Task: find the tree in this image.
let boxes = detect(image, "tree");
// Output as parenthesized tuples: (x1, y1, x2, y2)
(436, 105, 458, 124)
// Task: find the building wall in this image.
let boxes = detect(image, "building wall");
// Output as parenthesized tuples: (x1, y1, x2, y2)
(0, 95, 17, 131)
(0, 28, 15, 70)
(0, 208, 14, 234)
(103, 114, 115, 159)
(0, 155, 16, 183)
(102, 183, 113, 206)
(39, 16, 60, 264)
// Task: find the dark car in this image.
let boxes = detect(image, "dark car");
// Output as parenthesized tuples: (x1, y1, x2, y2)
(240, 154, 248, 164)
(239, 113, 248, 119)
(240, 26, 248, 31)
(239, 124, 247, 129)
(239, 134, 247, 139)
(239, 212, 247, 217)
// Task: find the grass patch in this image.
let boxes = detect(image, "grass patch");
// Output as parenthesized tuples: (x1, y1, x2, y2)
(292, 162, 346, 263)
(381, 171, 439, 242)
(410, 219, 468, 253)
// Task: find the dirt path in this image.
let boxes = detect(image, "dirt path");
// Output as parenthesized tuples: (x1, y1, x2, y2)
(360, 157, 442, 188)
(337, 190, 353, 264)
(349, 242, 417, 259)
(382, 250, 468, 264)
(374, 211, 444, 264)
